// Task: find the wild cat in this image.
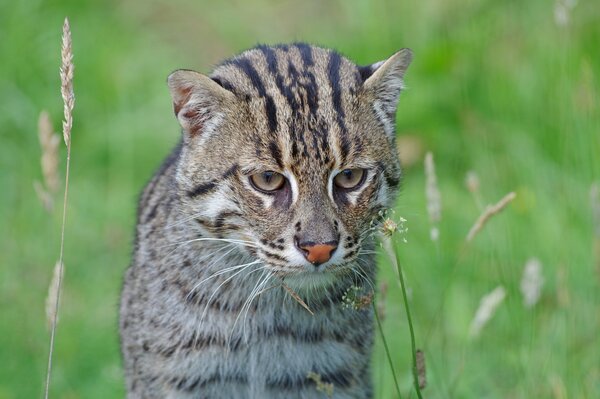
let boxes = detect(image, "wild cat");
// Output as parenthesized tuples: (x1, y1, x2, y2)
(119, 43, 412, 398)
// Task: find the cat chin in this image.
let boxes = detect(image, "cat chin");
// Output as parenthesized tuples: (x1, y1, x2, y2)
(280, 270, 338, 291)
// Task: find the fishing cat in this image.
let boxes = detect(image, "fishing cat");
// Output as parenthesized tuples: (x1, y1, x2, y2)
(120, 43, 412, 398)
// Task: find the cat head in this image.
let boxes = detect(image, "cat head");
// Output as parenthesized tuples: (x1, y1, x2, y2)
(167, 44, 411, 282)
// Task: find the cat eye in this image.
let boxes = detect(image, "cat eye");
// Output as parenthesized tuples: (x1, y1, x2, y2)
(333, 168, 366, 190)
(249, 171, 286, 193)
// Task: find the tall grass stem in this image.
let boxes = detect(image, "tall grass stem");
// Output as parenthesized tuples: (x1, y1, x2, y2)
(383, 235, 424, 399)
(372, 300, 402, 399)
(44, 17, 74, 399)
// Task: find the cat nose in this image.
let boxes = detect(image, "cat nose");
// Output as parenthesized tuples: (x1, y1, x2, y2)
(295, 239, 338, 265)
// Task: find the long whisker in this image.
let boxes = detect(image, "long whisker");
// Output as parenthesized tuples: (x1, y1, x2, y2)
(162, 237, 257, 249)
(229, 270, 269, 345)
(241, 272, 273, 339)
(186, 260, 261, 302)
(353, 260, 376, 293)
(198, 262, 266, 324)
(164, 211, 206, 230)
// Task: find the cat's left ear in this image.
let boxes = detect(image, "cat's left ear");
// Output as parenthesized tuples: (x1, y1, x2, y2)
(167, 69, 236, 138)
(361, 48, 413, 135)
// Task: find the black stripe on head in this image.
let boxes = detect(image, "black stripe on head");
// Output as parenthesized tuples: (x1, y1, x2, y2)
(187, 165, 239, 198)
(268, 140, 284, 169)
(295, 43, 315, 67)
(186, 181, 216, 198)
(257, 45, 299, 113)
(327, 51, 350, 162)
(226, 57, 278, 133)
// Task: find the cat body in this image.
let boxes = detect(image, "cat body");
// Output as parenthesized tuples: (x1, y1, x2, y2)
(120, 43, 411, 398)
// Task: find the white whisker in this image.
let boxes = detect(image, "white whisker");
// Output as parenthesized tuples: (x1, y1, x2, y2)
(186, 260, 261, 301)
(198, 262, 266, 324)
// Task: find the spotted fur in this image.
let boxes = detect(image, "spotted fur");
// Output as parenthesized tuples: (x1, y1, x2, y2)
(120, 43, 412, 398)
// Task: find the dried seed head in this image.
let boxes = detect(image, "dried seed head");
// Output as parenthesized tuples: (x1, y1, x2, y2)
(34, 181, 54, 212)
(469, 285, 506, 338)
(465, 171, 480, 193)
(466, 192, 516, 242)
(416, 349, 427, 390)
(520, 258, 544, 308)
(521, 258, 544, 308)
(60, 18, 74, 146)
(38, 111, 60, 195)
(45, 261, 64, 330)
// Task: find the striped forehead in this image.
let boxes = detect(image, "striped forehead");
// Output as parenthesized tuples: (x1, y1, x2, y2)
(211, 44, 363, 169)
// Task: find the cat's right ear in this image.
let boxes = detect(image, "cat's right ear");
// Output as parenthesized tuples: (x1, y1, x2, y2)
(167, 70, 235, 137)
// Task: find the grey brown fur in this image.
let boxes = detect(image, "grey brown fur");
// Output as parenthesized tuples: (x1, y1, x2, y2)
(120, 43, 412, 398)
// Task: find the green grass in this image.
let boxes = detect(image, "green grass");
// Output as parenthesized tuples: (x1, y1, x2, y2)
(1, 0, 599, 397)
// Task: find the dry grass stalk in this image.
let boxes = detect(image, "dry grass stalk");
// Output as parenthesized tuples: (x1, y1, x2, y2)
(466, 191, 516, 242)
(520, 257, 544, 308)
(281, 283, 314, 315)
(45, 17, 75, 399)
(307, 371, 334, 397)
(45, 261, 64, 330)
(469, 285, 506, 338)
(424, 152, 441, 241)
(416, 349, 427, 390)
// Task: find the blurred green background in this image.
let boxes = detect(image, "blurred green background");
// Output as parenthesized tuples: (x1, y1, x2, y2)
(1, 0, 599, 397)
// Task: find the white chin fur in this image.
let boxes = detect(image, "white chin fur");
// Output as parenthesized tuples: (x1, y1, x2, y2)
(281, 270, 337, 291)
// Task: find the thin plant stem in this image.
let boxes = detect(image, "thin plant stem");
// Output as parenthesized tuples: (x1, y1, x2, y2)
(391, 240, 424, 399)
(44, 17, 74, 399)
(372, 300, 403, 399)
(44, 143, 70, 399)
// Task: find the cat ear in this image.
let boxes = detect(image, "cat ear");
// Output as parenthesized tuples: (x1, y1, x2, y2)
(167, 69, 235, 137)
(361, 48, 413, 135)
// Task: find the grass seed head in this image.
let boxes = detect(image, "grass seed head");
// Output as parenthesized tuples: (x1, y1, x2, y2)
(60, 17, 74, 146)
(38, 111, 60, 194)
(520, 257, 544, 308)
(469, 285, 506, 338)
(416, 349, 427, 390)
(45, 261, 64, 330)
(466, 191, 516, 242)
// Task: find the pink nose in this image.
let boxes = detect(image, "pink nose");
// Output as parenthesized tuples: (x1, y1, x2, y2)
(297, 242, 338, 265)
